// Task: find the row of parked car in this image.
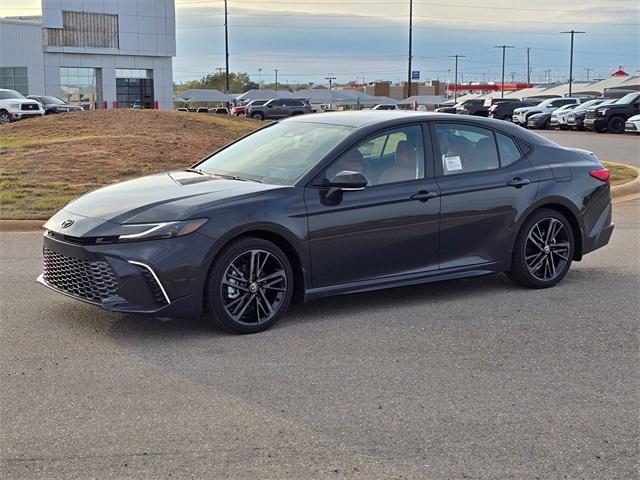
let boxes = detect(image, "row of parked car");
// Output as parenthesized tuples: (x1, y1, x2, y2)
(0, 88, 83, 124)
(435, 92, 640, 134)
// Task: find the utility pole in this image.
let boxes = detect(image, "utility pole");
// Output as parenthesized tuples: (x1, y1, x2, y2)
(560, 30, 585, 97)
(223, 0, 229, 94)
(448, 54, 465, 102)
(494, 44, 515, 98)
(325, 75, 337, 91)
(258, 68, 262, 89)
(526, 47, 531, 85)
(510, 72, 517, 82)
(406, 0, 414, 98)
(585, 66, 593, 81)
(274, 69, 278, 92)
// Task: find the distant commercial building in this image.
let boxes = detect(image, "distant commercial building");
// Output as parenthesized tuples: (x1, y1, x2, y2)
(0, 0, 176, 109)
(348, 80, 444, 101)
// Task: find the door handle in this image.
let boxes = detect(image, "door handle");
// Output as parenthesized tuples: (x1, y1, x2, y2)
(411, 191, 439, 202)
(507, 177, 531, 188)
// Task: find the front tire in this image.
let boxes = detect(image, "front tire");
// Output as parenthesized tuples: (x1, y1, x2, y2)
(252, 112, 264, 121)
(507, 209, 574, 289)
(205, 237, 294, 333)
(607, 116, 625, 134)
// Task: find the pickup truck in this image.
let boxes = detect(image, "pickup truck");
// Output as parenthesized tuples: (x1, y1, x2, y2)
(584, 92, 640, 133)
(0, 88, 44, 124)
(512, 97, 580, 126)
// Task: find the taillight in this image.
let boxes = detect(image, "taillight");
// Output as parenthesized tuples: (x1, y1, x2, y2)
(589, 169, 610, 183)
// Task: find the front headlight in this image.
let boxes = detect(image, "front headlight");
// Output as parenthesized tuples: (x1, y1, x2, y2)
(598, 109, 608, 116)
(117, 219, 208, 242)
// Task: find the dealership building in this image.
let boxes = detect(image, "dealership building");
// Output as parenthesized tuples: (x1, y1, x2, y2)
(0, 0, 175, 109)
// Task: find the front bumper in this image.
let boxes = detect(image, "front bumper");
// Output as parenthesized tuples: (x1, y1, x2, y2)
(625, 121, 639, 133)
(38, 232, 214, 316)
(11, 112, 44, 120)
(584, 117, 606, 130)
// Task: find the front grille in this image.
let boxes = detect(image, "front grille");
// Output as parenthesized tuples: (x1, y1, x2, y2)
(585, 110, 596, 119)
(21, 103, 40, 111)
(43, 248, 119, 303)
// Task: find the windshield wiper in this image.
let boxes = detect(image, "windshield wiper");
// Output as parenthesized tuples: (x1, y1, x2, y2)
(212, 172, 262, 183)
(185, 167, 208, 175)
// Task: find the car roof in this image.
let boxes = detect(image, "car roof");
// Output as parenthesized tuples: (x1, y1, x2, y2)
(283, 111, 558, 147)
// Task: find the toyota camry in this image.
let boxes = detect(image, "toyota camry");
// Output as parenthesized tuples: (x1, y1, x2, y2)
(39, 112, 614, 333)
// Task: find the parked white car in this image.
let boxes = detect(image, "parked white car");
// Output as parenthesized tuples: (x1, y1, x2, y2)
(625, 113, 640, 134)
(0, 89, 44, 124)
(549, 104, 579, 130)
(512, 97, 581, 126)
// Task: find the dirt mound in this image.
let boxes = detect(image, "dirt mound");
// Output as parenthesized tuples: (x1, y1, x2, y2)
(0, 110, 259, 219)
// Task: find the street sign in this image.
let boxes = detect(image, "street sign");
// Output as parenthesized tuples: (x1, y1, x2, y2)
(411, 71, 420, 80)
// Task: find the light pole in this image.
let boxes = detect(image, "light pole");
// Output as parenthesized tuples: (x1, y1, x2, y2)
(526, 47, 531, 85)
(560, 30, 585, 97)
(258, 68, 262, 89)
(406, 0, 413, 98)
(223, 0, 229, 94)
(325, 75, 337, 91)
(448, 55, 465, 103)
(274, 69, 278, 92)
(494, 45, 515, 98)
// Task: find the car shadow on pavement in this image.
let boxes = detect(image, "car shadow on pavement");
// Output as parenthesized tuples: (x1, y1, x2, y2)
(101, 272, 522, 340)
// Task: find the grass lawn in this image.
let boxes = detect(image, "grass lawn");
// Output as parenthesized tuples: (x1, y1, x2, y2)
(1, 110, 637, 219)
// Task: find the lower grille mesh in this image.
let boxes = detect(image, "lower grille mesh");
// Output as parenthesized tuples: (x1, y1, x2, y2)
(43, 248, 119, 303)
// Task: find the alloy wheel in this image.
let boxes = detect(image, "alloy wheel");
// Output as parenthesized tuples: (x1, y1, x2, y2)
(525, 218, 571, 282)
(220, 249, 287, 326)
(0, 113, 10, 125)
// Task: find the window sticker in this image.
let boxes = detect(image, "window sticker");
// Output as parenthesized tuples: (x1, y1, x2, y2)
(444, 155, 463, 172)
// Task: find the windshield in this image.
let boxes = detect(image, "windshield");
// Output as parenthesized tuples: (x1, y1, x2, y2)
(41, 96, 66, 105)
(0, 90, 25, 100)
(615, 92, 640, 105)
(575, 99, 604, 111)
(197, 121, 354, 185)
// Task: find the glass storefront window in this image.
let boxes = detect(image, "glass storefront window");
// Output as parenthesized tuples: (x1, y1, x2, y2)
(0, 67, 29, 95)
(60, 67, 99, 109)
(116, 69, 154, 109)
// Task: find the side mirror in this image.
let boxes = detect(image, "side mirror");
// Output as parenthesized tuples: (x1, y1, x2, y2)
(267, 104, 273, 108)
(326, 171, 367, 201)
(329, 170, 368, 190)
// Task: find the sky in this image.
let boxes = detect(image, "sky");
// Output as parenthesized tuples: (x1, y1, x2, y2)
(1, 0, 638, 87)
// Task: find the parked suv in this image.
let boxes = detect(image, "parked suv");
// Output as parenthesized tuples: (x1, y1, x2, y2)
(512, 97, 580, 126)
(584, 92, 640, 133)
(27, 95, 84, 115)
(566, 99, 611, 130)
(0, 89, 44, 124)
(247, 98, 312, 120)
(549, 104, 579, 130)
(456, 99, 489, 116)
(489, 99, 540, 121)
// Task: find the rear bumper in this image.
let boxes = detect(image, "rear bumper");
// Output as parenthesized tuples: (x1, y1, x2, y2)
(38, 232, 212, 316)
(583, 223, 614, 256)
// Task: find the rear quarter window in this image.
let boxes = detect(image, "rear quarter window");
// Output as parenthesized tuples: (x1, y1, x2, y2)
(496, 132, 523, 167)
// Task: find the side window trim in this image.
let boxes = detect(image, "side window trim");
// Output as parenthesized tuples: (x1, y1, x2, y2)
(309, 122, 431, 188)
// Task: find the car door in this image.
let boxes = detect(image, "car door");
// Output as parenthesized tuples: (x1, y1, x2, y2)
(431, 121, 539, 270)
(267, 99, 286, 118)
(304, 124, 440, 287)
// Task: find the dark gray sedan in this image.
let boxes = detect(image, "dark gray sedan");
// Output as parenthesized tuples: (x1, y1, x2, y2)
(39, 112, 614, 333)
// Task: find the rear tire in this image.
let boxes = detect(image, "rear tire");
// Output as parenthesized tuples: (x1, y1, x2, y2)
(507, 209, 574, 289)
(205, 237, 294, 334)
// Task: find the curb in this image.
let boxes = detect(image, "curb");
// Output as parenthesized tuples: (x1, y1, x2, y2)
(607, 161, 640, 203)
(1, 163, 639, 232)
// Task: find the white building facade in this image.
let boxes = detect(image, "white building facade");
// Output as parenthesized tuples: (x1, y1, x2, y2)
(0, 0, 175, 109)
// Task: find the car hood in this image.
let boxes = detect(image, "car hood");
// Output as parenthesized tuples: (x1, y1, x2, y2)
(514, 107, 537, 114)
(57, 170, 281, 226)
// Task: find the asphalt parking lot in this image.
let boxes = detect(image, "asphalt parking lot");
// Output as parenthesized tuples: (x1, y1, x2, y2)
(538, 130, 640, 167)
(1, 197, 638, 479)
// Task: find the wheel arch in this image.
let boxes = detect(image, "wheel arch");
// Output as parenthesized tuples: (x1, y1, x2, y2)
(514, 198, 584, 261)
(203, 224, 309, 310)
